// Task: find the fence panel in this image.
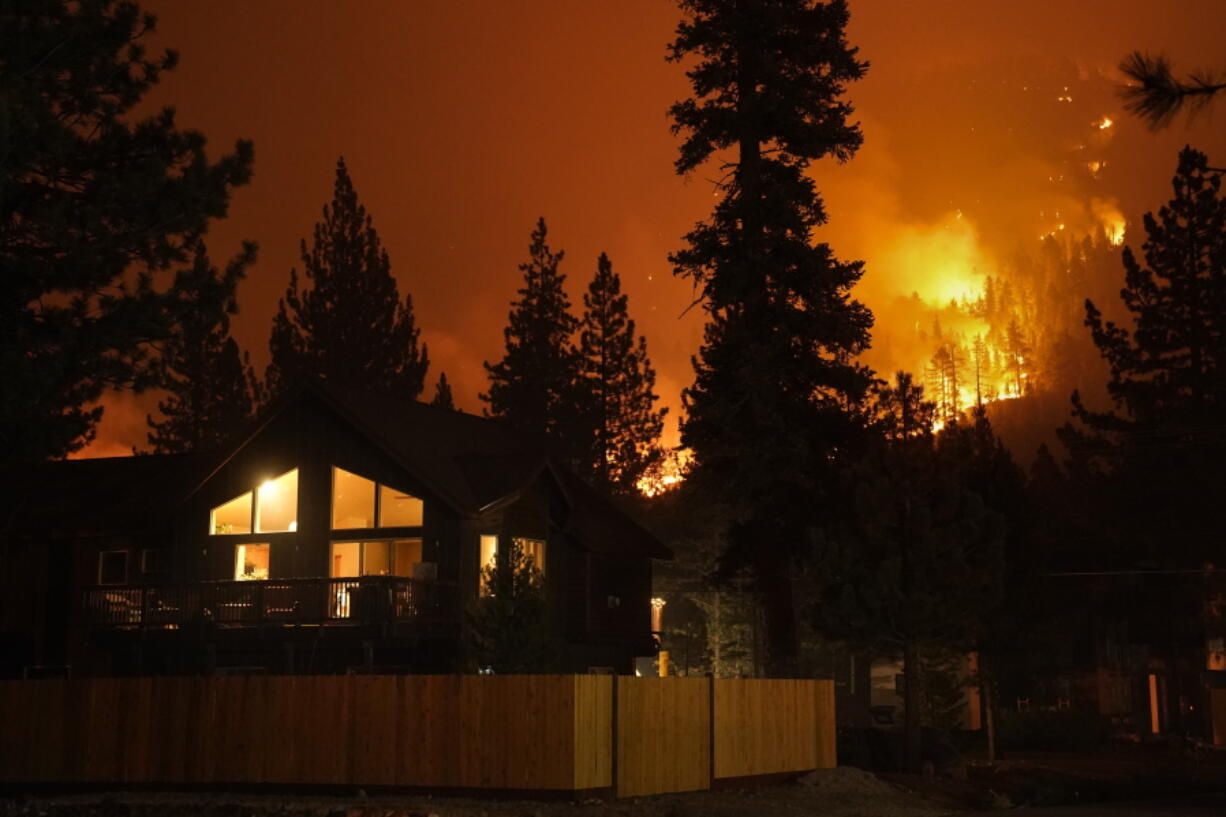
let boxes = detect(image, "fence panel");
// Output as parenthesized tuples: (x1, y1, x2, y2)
(615, 677, 710, 798)
(0, 674, 835, 795)
(714, 678, 832, 779)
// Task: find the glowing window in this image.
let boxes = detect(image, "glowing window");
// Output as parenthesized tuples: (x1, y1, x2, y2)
(514, 537, 546, 576)
(364, 540, 392, 576)
(329, 539, 423, 577)
(234, 543, 270, 581)
(255, 469, 298, 533)
(395, 539, 423, 575)
(332, 467, 375, 529)
(379, 484, 424, 527)
(211, 492, 252, 535)
(330, 541, 360, 578)
(479, 534, 498, 596)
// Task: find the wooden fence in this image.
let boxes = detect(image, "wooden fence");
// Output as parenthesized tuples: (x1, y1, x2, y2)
(0, 675, 834, 798)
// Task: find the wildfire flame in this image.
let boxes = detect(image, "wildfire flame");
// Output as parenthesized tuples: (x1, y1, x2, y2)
(637, 449, 689, 497)
(1091, 198, 1126, 246)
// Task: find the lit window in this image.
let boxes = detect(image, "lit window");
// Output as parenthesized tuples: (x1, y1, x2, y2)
(330, 541, 360, 578)
(329, 539, 423, 577)
(211, 491, 252, 535)
(332, 467, 375, 529)
(395, 539, 423, 575)
(479, 534, 498, 595)
(255, 469, 298, 533)
(234, 543, 270, 581)
(514, 537, 546, 576)
(364, 540, 392, 575)
(98, 551, 128, 585)
(379, 483, 424, 527)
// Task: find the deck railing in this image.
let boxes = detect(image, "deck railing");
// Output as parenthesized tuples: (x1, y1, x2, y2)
(81, 576, 459, 630)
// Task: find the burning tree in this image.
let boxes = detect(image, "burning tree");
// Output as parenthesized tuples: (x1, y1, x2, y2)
(667, 0, 875, 674)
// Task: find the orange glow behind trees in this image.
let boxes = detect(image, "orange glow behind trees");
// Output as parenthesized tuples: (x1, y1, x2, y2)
(69, 1, 1226, 461)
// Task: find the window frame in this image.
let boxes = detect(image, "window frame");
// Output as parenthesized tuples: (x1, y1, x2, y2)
(233, 542, 272, 581)
(478, 534, 499, 596)
(97, 550, 129, 585)
(254, 468, 299, 534)
(208, 468, 299, 537)
(513, 536, 547, 577)
(330, 466, 425, 533)
(209, 490, 253, 535)
(330, 467, 377, 530)
(328, 538, 424, 578)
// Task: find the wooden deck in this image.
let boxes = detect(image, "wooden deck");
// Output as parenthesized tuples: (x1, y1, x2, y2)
(81, 577, 459, 631)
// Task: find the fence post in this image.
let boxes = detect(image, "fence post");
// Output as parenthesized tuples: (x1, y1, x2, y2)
(610, 674, 619, 797)
(708, 673, 716, 788)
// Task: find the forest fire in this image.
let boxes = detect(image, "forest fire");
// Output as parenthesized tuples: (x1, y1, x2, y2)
(865, 207, 1127, 429)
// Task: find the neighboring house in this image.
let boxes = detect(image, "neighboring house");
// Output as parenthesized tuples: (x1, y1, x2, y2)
(0, 380, 670, 678)
(992, 571, 1226, 745)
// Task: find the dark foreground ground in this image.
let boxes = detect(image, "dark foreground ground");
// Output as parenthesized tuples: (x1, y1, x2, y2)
(967, 794, 1226, 815)
(4, 747, 1225, 817)
(0, 769, 942, 817)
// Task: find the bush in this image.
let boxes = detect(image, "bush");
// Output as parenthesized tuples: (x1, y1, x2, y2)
(997, 708, 1110, 751)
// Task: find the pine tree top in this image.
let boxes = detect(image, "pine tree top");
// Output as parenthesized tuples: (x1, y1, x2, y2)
(266, 157, 429, 403)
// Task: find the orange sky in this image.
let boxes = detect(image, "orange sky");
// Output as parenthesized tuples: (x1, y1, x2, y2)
(83, 0, 1226, 457)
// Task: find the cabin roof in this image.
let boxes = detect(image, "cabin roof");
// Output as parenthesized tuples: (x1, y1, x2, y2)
(1, 452, 211, 538)
(2, 379, 671, 560)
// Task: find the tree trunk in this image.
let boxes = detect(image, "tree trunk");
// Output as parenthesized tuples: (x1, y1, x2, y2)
(760, 558, 799, 677)
(985, 676, 997, 764)
(904, 638, 924, 772)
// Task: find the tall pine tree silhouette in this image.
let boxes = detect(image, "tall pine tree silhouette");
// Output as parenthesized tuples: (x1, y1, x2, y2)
(577, 253, 667, 497)
(146, 242, 261, 454)
(1, 0, 253, 463)
(1061, 147, 1226, 567)
(267, 158, 428, 401)
(431, 372, 456, 410)
(668, 0, 874, 672)
(482, 218, 580, 449)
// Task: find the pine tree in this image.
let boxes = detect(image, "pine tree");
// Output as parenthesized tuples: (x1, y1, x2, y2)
(145, 243, 260, 454)
(808, 405, 1009, 770)
(482, 218, 581, 449)
(1061, 147, 1226, 567)
(0, 0, 253, 463)
(1003, 318, 1031, 396)
(431, 372, 456, 410)
(577, 253, 668, 497)
(467, 537, 557, 673)
(266, 158, 429, 402)
(1121, 52, 1226, 130)
(668, 0, 875, 674)
(875, 371, 936, 442)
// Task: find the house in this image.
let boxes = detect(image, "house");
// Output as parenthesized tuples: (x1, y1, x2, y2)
(0, 380, 670, 678)
(988, 570, 1226, 745)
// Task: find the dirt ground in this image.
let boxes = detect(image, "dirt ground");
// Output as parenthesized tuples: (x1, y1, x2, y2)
(0, 768, 952, 817)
